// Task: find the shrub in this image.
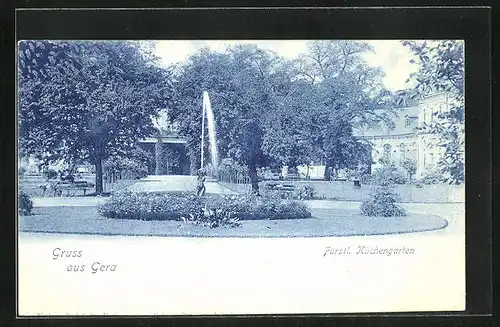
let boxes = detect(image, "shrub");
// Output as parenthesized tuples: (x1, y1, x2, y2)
(360, 173, 372, 184)
(218, 158, 244, 174)
(361, 164, 406, 217)
(261, 184, 314, 200)
(98, 191, 312, 225)
(218, 158, 249, 182)
(203, 193, 311, 221)
(104, 157, 148, 180)
(181, 204, 242, 228)
(413, 180, 424, 188)
(421, 168, 445, 185)
(392, 169, 409, 184)
(361, 185, 407, 217)
(18, 191, 33, 215)
(258, 167, 282, 181)
(294, 184, 315, 200)
(261, 189, 290, 200)
(372, 166, 408, 185)
(43, 169, 58, 180)
(401, 158, 418, 181)
(98, 192, 203, 221)
(19, 167, 27, 177)
(235, 194, 311, 220)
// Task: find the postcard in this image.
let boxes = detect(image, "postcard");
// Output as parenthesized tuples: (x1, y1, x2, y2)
(17, 39, 465, 315)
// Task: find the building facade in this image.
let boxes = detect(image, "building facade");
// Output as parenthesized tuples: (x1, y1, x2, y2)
(355, 93, 450, 179)
(138, 118, 191, 175)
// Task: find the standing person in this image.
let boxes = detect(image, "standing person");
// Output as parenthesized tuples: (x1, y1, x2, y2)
(196, 168, 206, 196)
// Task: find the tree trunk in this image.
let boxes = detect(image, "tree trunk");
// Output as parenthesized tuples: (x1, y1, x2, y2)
(248, 163, 260, 195)
(155, 141, 170, 175)
(95, 157, 103, 194)
(188, 148, 200, 175)
(324, 165, 332, 181)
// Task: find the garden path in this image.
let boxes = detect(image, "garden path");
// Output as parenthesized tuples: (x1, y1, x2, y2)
(124, 175, 236, 194)
(30, 175, 235, 207)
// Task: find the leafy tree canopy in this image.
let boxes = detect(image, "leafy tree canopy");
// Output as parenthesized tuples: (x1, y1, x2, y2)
(169, 41, 392, 188)
(18, 40, 174, 192)
(398, 40, 465, 184)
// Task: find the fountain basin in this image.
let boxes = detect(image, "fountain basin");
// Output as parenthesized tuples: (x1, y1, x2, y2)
(123, 175, 234, 194)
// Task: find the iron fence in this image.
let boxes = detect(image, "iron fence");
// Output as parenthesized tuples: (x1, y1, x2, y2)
(218, 171, 251, 185)
(103, 170, 137, 193)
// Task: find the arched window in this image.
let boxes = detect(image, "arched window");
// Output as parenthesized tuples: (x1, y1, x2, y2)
(410, 142, 418, 159)
(383, 144, 391, 161)
(430, 108, 436, 122)
(400, 143, 406, 161)
(405, 115, 410, 127)
(429, 153, 435, 167)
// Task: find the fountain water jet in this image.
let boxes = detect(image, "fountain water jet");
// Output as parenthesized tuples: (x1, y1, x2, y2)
(200, 91, 219, 176)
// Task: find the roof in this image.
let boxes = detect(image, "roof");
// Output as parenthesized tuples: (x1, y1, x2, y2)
(353, 106, 420, 138)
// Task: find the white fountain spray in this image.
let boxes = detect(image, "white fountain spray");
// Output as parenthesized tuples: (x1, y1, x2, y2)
(200, 91, 219, 175)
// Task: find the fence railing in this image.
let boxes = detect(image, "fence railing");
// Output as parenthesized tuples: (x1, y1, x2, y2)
(218, 171, 251, 185)
(103, 170, 138, 193)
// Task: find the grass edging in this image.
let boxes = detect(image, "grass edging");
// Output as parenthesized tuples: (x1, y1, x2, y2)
(19, 206, 449, 238)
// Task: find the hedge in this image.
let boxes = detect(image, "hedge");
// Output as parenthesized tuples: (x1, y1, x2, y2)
(98, 192, 312, 224)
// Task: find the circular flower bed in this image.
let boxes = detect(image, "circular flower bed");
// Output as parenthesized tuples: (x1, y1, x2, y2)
(98, 191, 312, 225)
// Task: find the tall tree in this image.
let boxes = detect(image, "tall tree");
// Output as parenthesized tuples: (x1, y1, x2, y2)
(170, 45, 281, 193)
(18, 40, 173, 193)
(398, 40, 465, 184)
(293, 40, 395, 179)
(169, 41, 391, 189)
(167, 49, 236, 174)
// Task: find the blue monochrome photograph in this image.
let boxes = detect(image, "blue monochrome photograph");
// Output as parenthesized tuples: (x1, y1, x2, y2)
(17, 40, 466, 315)
(18, 40, 464, 237)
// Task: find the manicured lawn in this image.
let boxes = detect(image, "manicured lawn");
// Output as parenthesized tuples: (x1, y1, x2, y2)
(18, 175, 49, 197)
(19, 205, 448, 237)
(19, 174, 137, 197)
(221, 181, 464, 203)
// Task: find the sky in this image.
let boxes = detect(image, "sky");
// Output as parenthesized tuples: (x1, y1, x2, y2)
(153, 40, 419, 92)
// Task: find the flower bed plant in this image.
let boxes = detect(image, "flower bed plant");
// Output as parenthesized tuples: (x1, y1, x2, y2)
(98, 192, 312, 225)
(360, 185, 407, 217)
(18, 191, 33, 215)
(261, 183, 316, 200)
(361, 165, 407, 217)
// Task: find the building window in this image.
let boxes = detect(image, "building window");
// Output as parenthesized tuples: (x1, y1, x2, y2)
(405, 116, 417, 128)
(410, 142, 418, 159)
(383, 144, 391, 161)
(400, 143, 406, 161)
(410, 149, 417, 159)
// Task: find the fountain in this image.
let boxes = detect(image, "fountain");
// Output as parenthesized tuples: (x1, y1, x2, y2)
(124, 91, 234, 194)
(200, 91, 219, 178)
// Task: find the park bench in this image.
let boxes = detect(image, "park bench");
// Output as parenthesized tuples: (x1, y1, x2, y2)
(40, 180, 94, 196)
(261, 172, 282, 181)
(265, 182, 295, 192)
(285, 173, 300, 181)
